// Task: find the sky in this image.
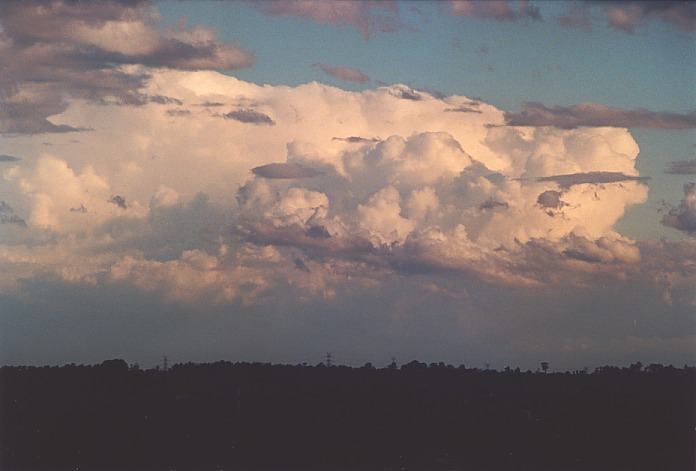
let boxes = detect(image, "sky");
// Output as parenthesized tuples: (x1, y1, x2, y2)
(0, 0, 694, 370)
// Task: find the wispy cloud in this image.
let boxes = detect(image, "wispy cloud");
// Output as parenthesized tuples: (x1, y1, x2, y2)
(599, 0, 696, 34)
(665, 158, 696, 175)
(505, 103, 696, 129)
(536, 171, 649, 188)
(448, 0, 541, 22)
(224, 109, 275, 125)
(314, 63, 370, 83)
(252, 0, 400, 39)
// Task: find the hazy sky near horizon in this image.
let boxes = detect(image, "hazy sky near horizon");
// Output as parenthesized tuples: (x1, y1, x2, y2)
(0, 0, 694, 369)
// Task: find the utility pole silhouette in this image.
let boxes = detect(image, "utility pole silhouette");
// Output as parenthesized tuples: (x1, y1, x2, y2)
(162, 355, 169, 372)
(325, 352, 332, 367)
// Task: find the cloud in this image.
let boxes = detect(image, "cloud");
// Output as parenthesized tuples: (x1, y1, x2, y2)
(0, 69, 658, 302)
(314, 63, 370, 83)
(479, 198, 509, 210)
(0, 0, 253, 135)
(556, 4, 592, 30)
(665, 158, 696, 175)
(391, 86, 422, 101)
(504, 102, 696, 129)
(536, 190, 564, 209)
(536, 171, 649, 188)
(252, 162, 322, 179)
(224, 109, 275, 125)
(253, 0, 400, 39)
(196, 101, 225, 107)
(109, 195, 127, 209)
(166, 109, 192, 117)
(332, 136, 381, 143)
(662, 182, 696, 235)
(0, 154, 21, 162)
(598, 1, 696, 33)
(3, 154, 146, 231)
(294, 257, 311, 273)
(0, 201, 27, 227)
(4, 67, 696, 369)
(148, 95, 184, 106)
(448, 0, 542, 22)
(445, 105, 482, 114)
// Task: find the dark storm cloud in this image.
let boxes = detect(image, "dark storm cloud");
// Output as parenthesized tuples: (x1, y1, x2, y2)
(0, 154, 21, 162)
(314, 63, 370, 83)
(536, 172, 649, 188)
(0, 0, 253, 135)
(504, 103, 696, 129)
(665, 158, 696, 175)
(0, 201, 27, 227)
(224, 109, 275, 125)
(661, 183, 696, 235)
(251, 163, 322, 179)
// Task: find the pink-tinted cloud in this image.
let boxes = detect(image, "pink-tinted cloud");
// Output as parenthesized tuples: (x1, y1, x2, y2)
(556, 1, 696, 33)
(448, 0, 541, 22)
(0, 0, 253, 135)
(601, 1, 695, 33)
(253, 0, 399, 39)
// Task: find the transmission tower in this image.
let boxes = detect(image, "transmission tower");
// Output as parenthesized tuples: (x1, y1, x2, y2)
(325, 352, 332, 367)
(162, 355, 169, 371)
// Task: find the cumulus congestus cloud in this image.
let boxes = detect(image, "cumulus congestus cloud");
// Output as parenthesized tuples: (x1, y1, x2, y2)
(1, 65, 691, 309)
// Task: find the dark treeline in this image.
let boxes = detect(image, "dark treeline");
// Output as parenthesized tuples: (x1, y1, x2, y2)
(1, 360, 694, 471)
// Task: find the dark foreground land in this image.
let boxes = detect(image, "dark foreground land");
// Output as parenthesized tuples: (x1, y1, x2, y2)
(1, 360, 694, 471)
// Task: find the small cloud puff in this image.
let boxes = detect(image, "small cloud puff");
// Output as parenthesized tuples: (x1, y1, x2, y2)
(224, 109, 275, 125)
(662, 183, 696, 235)
(314, 63, 370, 83)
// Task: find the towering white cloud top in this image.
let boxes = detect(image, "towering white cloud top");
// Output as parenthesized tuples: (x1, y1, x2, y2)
(2, 69, 689, 304)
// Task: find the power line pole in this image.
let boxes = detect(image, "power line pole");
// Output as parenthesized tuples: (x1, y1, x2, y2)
(162, 355, 168, 372)
(325, 352, 332, 367)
